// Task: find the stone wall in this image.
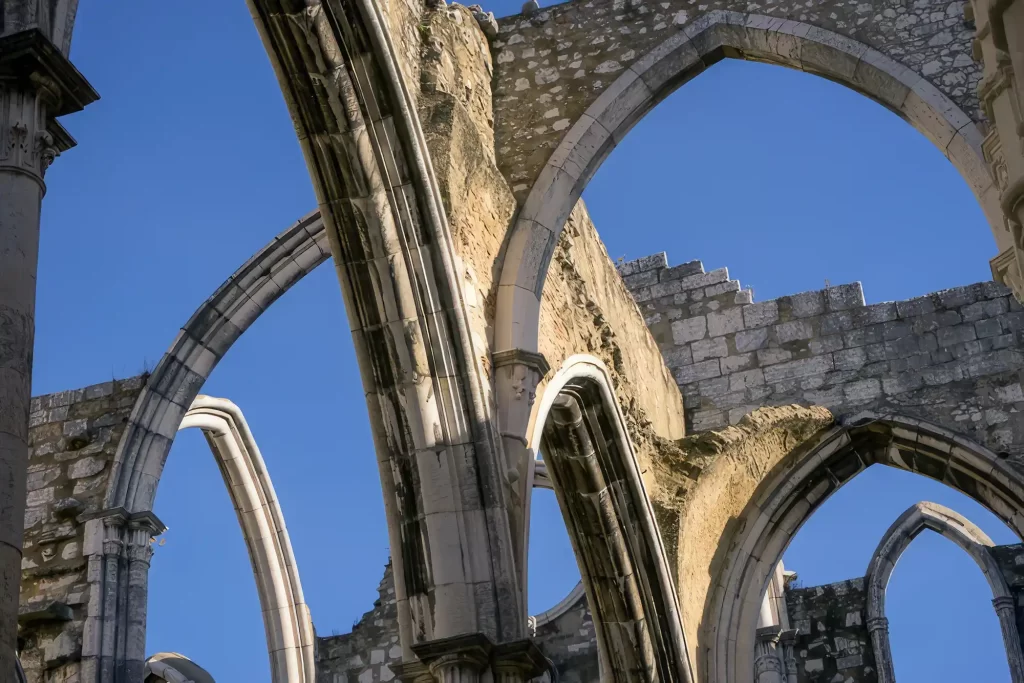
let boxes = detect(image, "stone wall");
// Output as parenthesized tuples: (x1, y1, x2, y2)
(19, 376, 147, 683)
(785, 578, 876, 683)
(620, 253, 1024, 455)
(317, 564, 402, 683)
(532, 591, 599, 683)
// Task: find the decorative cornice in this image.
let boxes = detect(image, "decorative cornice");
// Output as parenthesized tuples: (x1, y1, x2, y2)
(492, 639, 548, 678)
(0, 28, 98, 116)
(492, 349, 550, 376)
(78, 506, 168, 535)
(412, 633, 494, 671)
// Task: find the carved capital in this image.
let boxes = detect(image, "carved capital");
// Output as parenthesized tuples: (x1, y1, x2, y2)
(412, 634, 494, 683)
(493, 349, 549, 409)
(866, 616, 890, 633)
(993, 595, 1017, 616)
(492, 639, 548, 681)
(0, 29, 98, 182)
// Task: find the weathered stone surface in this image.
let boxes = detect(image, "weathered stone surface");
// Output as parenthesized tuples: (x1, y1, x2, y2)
(785, 579, 875, 683)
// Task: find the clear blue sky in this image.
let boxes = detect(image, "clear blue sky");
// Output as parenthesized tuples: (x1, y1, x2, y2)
(33, 2, 1013, 682)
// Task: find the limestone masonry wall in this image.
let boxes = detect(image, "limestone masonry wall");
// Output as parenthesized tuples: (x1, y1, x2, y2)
(620, 253, 1024, 456)
(785, 579, 875, 683)
(19, 377, 146, 683)
(317, 564, 402, 683)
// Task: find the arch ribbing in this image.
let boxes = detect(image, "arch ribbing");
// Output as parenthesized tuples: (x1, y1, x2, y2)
(533, 356, 691, 683)
(864, 501, 1024, 683)
(704, 414, 1024, 683)
(178, 396, 316, 683)
(493, 12, 998, 357)
(104, 211, 329, 514)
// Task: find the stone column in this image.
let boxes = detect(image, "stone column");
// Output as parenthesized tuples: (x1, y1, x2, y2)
(993, 596, 1024, 683)
(779, 630, 798, 683)
(971, 0, 1024, 298)
(866, 616, 895, 683)
(753, 627, 784, 683)
(492, 349, 549, 614)
(0, 27, 97, 678)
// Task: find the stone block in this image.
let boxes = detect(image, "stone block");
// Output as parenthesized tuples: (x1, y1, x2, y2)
(705, 280, 740, 297)
(736, 327, 769, 353)
(912, 310, 963, 333)
(775, 320, 814, 344)
(788, 290, 826, 318)
(757, 348, 793, 366)
(675, 359, 721, 384)
(691, 410, 727, 432)
(843, 325, 884, 348)
(679, 268, 729, 292)
(820, 311, 854, 335)
(976, 318, 1003, 339)
(763, 355, 834, 383)
(896, 295, 936, 318)
(660, 260, 702, 281)
(882, 320, 913, 340)
(707, 308, 744, 337)
(921, 363, 965, 385)
(852, 302, 897, 326)
(843, 379, 881, 403)
(663, 345, 693, 367)
(936, 324, 977, 347)
(961, 298, 1009, 322)
(618, 252, 666, 276)
(964, 350, 1023, 379)
(672, 316, 707, 343)
(649, 280, 684, 299)
(743, 301, 779, 329)
(833, 347, 866, 370)
(936, 286, 976, 309)
(698, 377, 731, 397)
(622, 270, 659, 289)
(826, 283, 865, 311)
(729, 369, 765, 392)
(721, 353, 756, 374)
(692, 337, 728, 363)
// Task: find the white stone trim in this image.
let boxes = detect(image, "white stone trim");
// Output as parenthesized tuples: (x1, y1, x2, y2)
(493, 13, 997, 358)
(178, 396, 315, 683)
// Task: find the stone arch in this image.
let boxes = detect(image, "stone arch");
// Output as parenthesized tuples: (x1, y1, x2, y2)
(178, 396, 316, 683)
(104, 210, 329, 515)
(493, 11, 999, 358)
(703, 413, 1024, 683)
(863, 501, 1024, 683)
(530, 355, 690, 683)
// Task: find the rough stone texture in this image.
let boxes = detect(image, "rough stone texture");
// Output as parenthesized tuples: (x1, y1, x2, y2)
(658, 405, 834, 669)
(785, 579, 876, 683)
(492, 0, 980, 197)
(317, 564, 402, 683)
(420, 4, 684, 448)
(622, 254, 1024, 457)
(18, 376, 147, 683)
(538, 203, 686, 466)
(318, 563, 601, 683)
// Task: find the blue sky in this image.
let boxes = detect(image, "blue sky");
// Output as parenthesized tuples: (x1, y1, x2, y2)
(33, 2, 1013, 682)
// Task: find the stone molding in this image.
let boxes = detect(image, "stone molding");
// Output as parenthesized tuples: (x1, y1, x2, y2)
(178, 396, 315, 683)
(493, 12, 997, 362)
(538, 356, 691, 683)
(704, 414, 1024, 683)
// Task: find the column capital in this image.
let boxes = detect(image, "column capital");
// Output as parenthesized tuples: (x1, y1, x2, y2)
(492, 349, 550, 376)
(866, 616, 889, 633)
(412, 633, 493, 674)
(993, 595, 1017, 613)
(492, 639, 548, 679)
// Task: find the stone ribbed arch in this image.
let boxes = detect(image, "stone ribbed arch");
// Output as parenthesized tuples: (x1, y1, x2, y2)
(246, 0, 525, 664)
(492, 10, 999, 357)
(702, 413, 1024, 683)
(178, 396, 315, 683)
(533, 356, 691, 683)
(864, 501, 1024, 683)
(105, 211, 329, 515)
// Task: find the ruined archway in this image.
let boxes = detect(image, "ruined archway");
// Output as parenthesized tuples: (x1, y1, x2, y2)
(864, 501, 1024, 683)
(528, 356, 689, 683)
(703, 413, 1024, 683)
(493, 12, 998, 360)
